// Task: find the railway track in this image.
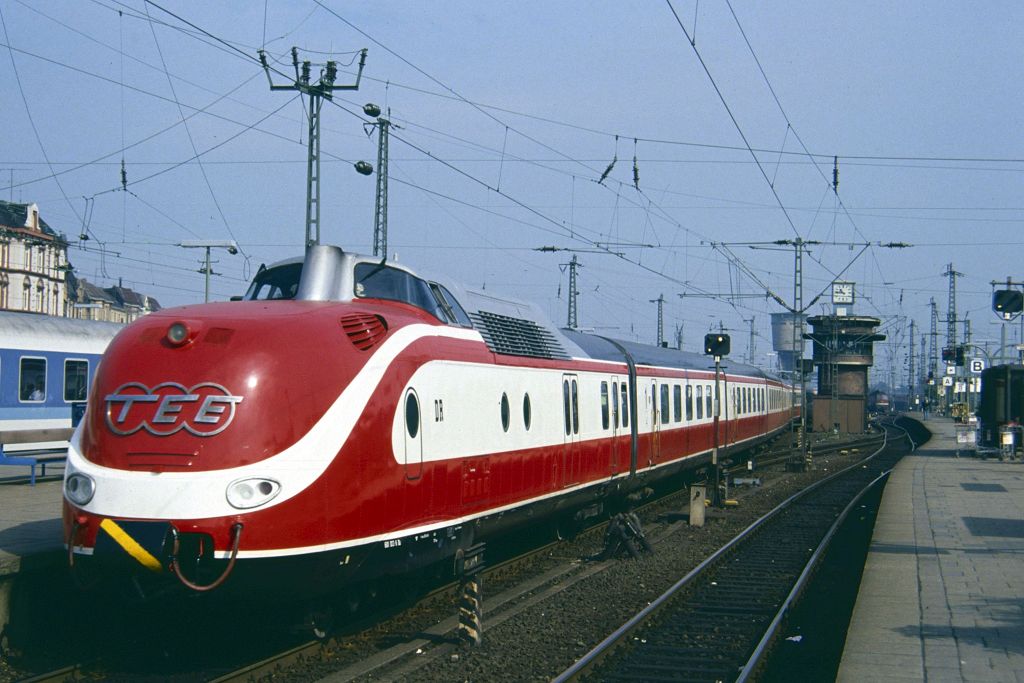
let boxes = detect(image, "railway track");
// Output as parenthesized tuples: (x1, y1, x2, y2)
(11, 430, 886, 682)
(552, 421, 911, 682)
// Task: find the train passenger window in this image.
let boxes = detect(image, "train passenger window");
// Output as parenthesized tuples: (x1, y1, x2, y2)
(673, 385, 682, 422)
(563, 380, 571, 436)
(19, 357, 46, 402)
(659, 384, 670, 425)
(355, 263, 442, 319)
(686, 385, 694, 421)
(612, 382, 620, 428)
(705, 385, 712, 418)
(523, 393, 532, 430)
(571, 379, 579, 435)
(696, 385, 703, 420)
(405, 391, 420, 438)
(63, 360, 88, 402)
(500, 393, 510, 432)
(620, 384, 629, 428)
(601, 382, 610, 430)
(244, 262, 302, 300)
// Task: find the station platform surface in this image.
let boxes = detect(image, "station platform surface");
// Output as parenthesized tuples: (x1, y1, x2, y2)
(0, 476, 64, 577)
(838, 417, 1024, 682)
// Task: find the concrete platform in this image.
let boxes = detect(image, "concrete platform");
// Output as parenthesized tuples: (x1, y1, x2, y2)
(0, 477, 65, 648)
(0, 478, 64, 578)
(838, 417, 1024, 682)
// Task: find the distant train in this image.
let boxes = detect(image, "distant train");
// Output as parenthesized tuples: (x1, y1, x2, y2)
(62, 246, 799, 620)
(0, 311, 122, 432)
(868, 389, 891, 414)
(976, 364, 1024, 449)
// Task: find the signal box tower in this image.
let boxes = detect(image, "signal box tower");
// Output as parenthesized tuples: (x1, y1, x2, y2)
(806, 314, 885, 433)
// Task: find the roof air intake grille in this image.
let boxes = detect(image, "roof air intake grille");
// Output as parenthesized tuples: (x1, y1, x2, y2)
(469, 311, 569, 360)
(341, 313, 388, 351)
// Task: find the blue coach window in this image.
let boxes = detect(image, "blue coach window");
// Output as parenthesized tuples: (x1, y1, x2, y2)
(64, 360, 88, 402)
(20, 357, 46, 402)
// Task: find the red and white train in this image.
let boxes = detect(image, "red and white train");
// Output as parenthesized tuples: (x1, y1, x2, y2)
(63, 246, 798, 602)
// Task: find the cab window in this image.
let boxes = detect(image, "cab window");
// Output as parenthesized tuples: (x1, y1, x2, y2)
(355, 263, 441, 318)
(244, 263, 302, 300)
(429, 282, 473, 327)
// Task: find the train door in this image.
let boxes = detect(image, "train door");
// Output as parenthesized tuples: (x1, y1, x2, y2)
(649, 379, 660, 468)
(610, 376, 621, 475)
(402, 389, 423, 479)
(562, 374, 580, 487)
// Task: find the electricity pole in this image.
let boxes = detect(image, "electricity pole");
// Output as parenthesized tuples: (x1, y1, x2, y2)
(650, 294, 665, 346)
(179, 240, 238, 303)
(260, 47, 367, 247)
(908, 319, 916, 409)
(361, 103, 393, 258)
(565, 255, 581, 329)
(373, 114, 390, 257)
(776, 237, 818, 463)
(942, 264, 964, 413)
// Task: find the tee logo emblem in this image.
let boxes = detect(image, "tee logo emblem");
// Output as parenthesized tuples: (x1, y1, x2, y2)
(105, 382, 243, 437)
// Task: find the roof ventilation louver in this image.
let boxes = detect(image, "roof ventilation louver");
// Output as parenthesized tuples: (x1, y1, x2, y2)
(469, 310, 569, 360)
(341, 313, 388, 351)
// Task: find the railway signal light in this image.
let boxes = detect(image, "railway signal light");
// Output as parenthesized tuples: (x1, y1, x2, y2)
(993, 289, 1023, 320)
(704, 333, 730, 357)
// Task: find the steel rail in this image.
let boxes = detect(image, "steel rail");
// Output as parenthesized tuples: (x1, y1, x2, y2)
(552, 427, 903, 682)
(736, 426, 903, 680)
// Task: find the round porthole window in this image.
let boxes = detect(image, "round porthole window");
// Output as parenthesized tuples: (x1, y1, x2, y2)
(405, 391, 420, 438)
(500, 392, 510, 432)
(523, 393, 532, 430)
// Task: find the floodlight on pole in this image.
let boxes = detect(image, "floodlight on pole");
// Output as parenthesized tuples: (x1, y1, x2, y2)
(179, 240, 239, 302)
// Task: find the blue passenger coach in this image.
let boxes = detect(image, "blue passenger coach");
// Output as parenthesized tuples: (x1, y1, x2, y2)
(0, 311, 122, 431)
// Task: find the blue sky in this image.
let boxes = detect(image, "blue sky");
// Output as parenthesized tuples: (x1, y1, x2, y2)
(3, 1, 1022, 383)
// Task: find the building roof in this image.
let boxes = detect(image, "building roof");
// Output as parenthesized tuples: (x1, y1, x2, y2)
(0, 199, 57, 237)
(67, 273, 162, 311)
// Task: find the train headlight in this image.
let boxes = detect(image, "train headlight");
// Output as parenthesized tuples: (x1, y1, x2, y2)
(65, 473, 96, 506)
(226, 477, 281, 509)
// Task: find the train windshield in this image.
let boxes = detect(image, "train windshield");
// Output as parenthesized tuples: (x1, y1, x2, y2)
(354, 262, 443, 319)
(244, 263, 303, 300)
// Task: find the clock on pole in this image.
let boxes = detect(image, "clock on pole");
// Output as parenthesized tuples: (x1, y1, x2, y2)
(831, 281, 855, 305)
